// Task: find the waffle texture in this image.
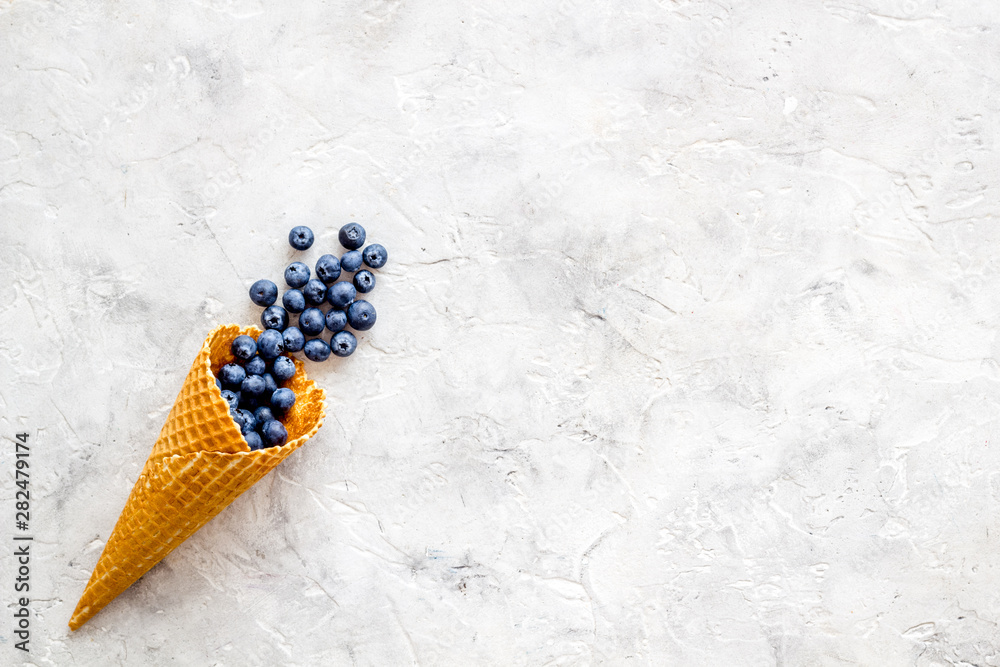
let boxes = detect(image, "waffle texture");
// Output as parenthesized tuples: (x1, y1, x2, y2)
(69, 324, 326, 631)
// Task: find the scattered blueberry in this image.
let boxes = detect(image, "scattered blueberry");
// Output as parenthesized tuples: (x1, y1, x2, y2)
(327, 281, 356, 310)
(315, 254, 342, 284)
(272, 356, 296, 382)
(245, 431, 264, 450)
(303, 279, 327, 305)
(261, 305, 289, 331)
(254, 406, 274, 424)
(231, 335, 257, 362)
(261, 419, 288, 447)
(299, 307, 326, 336)
(262, 372, 278, 397)
(284, 262, 310, 289)
(282, 326, 305, 352)
(257, 329, 284, 359)
(219, 363, 246, 388)
(347, 300, 376, 331)
(221, 390, 240, 411)
(289, 226, 314, 251)
(249, 279, 278, 307)
(362, 244, 388, 269)
(303, 338, 331, 362)
(325, 308, 347, 333)
(282, 289, 306, 313)
(353, 270, 375, 293)
(245, 354, 267, 376)
(340, 250, 363, 273)
(216, 377, 222, 390)
(238, 409, 257, 435)
(339, 223, 366, 250)
(331, 330, 357, 357)
(242, 374, 266, 398)
(271, 387, 296, 412)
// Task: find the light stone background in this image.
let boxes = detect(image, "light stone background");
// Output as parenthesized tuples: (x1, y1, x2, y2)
(1, 0, 999, 665)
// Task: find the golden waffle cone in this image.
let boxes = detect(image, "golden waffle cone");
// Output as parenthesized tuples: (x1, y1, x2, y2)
(69, 324, 326, 631)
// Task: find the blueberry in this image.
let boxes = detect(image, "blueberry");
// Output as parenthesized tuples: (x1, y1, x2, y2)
(326, 281, 356, 310)
(241, 374, 266, 398)
(299, 307, 325, 336)
(257, 329, 284, 359)
(261, 419, 288, 447)
(221, 390, 240, 411)
(238, 409, 257, 435)
(271, 387, 296, 412)
(340, 250, 363, 273)
(330, 331, 357, 357)
(353, 270, 375, 293)
(338, 223, 366, 250)
(231, 335, 257, 362)
(219, 363, 246, 388)
(325, 308, 347, 333)
(245, 431, 265, 451)
(254, 406, 274, 425)
(230, 407, 246, 430)
(303, 338, 331, 362)
(261, 305, 289, 331)
(282, 289, 306, 313)
(362, 244, 388, 269)
(289, 226, 314, 251)
(262, 373, 278, 397)
(249, 279, 278, 307)
(315, 254, 341, 284)
(284, 262, 310, 289)
(215, 377, 222, 390)
(303, 279, 327, 305)
(245, 354, 267, 376)
(272, 356, 296, 383)
(347, 300, 376, 331)
(282, 326, 305, 353)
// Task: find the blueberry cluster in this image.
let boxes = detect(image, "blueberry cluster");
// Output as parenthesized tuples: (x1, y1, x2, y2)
(215, 333, 297, 450)
(216, 224, 387, 449)
(247, 223, 387, 363)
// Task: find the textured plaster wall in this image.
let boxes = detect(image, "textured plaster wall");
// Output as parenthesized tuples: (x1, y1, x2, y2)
(2, 0, 1000, 665)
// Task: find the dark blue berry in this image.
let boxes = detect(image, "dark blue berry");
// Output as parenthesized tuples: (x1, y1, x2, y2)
(231, 335, 257, 362)
(339, 223, 366, 250)
(284, 262, 310, 288)
(303, 338, 331, 362)
(362, 244, 388, 269)
(238, 409, 256, 435)
(261, 305, 289, 331)
(219, 363, 246, 388)
(262, 373, 278, 397)
(353, 270, 375, 293)
(249, 279, 278, 307)
(289, 226, 314, 251)
(282, 326, 305, 353)
(347, 300, 376, 331)
(221, 390, 240, 411)
(216, 377, 222, 390)
(303, 279, 327, 305)
(245, 354, 266, 376)
(272, 356, 296, 383)
(340, 250, 363, 273)
(256, 329, 284, 359)
(242, 374, 266, 398)
(331, 331, 357, 357)
(315, 254, 341, 284)
(245, 431, 264, 450)
(254, 405, 274, 424)
(327, 282, 356, 310)
(299, 307, 325, 336)
(271, 387, 296, 412)
(325, 308, 347, 333)
(282, 289, 306, 313)
(261, 419, 288, 447)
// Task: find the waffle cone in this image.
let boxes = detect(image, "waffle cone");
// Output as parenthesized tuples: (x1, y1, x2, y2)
(69, 324, 326, 631)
